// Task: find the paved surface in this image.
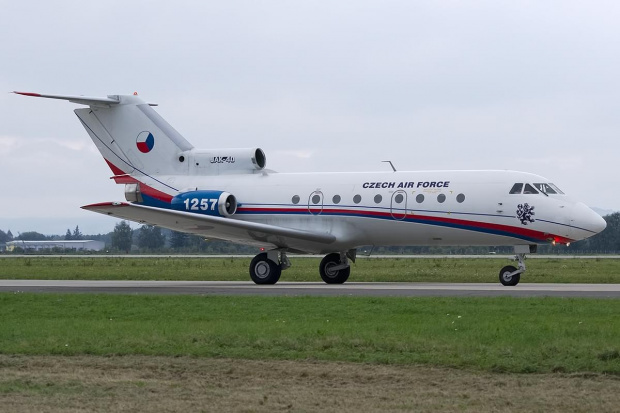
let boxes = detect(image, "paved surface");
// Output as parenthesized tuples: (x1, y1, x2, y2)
(2, 255, 620, 259)
(1, 280, 619, 298)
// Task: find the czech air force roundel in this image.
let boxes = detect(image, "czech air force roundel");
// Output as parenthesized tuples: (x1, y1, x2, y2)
(136, 131, 155, 153)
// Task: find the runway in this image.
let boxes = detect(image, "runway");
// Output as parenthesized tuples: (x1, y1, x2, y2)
(1, 280, 619, 298)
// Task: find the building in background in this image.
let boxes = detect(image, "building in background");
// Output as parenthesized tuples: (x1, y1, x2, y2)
(5, 240, 105, 252)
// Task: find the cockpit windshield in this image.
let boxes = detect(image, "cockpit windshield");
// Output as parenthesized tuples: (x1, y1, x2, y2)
(534, 183, 564, 195)
(509, 183, 523, 194)
(509, 183, 564, 195)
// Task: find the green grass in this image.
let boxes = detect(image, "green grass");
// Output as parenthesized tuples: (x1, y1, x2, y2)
(1, 256, 619, 283)
(1, 293, 619, 375)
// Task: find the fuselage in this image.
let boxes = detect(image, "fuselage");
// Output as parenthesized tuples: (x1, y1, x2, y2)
(131, 169, 606, 254)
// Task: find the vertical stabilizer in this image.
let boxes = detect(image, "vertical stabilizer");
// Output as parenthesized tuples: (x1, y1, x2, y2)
(74, 95, 193, 177)
(14, 92, 194, 177)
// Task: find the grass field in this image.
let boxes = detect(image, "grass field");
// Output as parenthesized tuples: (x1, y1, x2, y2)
(2, 294, 619, 374)
(1, 256, 620, 283)
(2, 257, 619, 411)
(1, 293, 620, 411)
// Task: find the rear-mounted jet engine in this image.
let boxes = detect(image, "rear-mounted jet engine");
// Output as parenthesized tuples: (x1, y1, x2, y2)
(181, 148, 266, 175)
(171, 190, 237, 217)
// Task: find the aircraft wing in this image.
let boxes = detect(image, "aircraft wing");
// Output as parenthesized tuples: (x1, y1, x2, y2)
(82, 202, 336, 250)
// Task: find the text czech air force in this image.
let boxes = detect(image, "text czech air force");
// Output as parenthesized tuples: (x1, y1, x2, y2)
(362, 181, 450, 189)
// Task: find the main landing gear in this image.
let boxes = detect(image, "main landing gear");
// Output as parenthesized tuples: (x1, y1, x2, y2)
(249, 250, 354, 285)
(319, 252, 351, 284)
(498, 245, 536, 286)
(249, 251, 290, 284)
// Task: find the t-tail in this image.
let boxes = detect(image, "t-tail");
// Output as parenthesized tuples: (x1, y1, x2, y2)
(13, 92, 267, 182)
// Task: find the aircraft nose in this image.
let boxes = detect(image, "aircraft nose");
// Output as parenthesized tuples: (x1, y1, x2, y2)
(591, 211, 607, 234)
(571, 203, 607, 240)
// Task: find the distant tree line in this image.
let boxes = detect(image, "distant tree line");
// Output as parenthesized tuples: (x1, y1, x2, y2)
(2, 213, 619, 254)
(64, 226, 83, 241)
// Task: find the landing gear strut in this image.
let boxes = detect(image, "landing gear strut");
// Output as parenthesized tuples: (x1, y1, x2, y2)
(499, 248, 530, 286)
(249, 250, 290, 285)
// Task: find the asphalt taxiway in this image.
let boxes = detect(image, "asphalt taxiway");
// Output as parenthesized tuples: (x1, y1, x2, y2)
(1, 280, 619, 298)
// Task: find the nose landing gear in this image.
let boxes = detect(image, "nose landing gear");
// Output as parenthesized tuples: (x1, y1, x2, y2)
(499, 246, 533, 286)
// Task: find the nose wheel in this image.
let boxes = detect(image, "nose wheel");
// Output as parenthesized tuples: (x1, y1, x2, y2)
(499, 265, 520, 286)
(499, 252, 526, 286)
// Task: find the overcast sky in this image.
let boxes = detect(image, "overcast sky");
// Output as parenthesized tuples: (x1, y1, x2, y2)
(1, 1, 619, 235)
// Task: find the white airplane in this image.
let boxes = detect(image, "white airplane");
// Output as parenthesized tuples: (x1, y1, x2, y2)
(15, 91, 607, 286)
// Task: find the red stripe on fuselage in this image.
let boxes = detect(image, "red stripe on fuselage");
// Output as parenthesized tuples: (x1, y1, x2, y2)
(143, 185, 173, 202)
(237, 206, 571, 243)
(129, 177, 173, 203)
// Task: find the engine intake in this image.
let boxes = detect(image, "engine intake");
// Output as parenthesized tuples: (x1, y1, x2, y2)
(171, 190, 237, 217)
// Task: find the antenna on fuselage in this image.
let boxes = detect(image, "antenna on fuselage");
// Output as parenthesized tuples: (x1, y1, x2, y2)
(382, 160, 397, 172)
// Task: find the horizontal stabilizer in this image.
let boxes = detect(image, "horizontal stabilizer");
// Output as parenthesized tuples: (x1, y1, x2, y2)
(13, 91, 120, 107)
(82, 202, 336, 249)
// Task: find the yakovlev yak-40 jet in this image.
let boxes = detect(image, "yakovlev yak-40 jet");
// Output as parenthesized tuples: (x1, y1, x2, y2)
(15, 92, 607, 286)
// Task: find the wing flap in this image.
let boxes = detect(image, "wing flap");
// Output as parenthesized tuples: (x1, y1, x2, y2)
(82, 202, 336, 249)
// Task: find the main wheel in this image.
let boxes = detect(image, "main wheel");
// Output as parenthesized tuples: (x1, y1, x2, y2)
(319, 253, 350, 284)
(499, 265, 520, 286)
(249, 253, 282, 284)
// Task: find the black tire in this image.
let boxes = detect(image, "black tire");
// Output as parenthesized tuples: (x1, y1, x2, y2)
(319, 253, 351, 284)
(499, 265, 520, 286)
(249, 253, 281, 285)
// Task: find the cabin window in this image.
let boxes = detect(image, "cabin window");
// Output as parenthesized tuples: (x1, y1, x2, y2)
(509, 183, 523, 194)
(292, 195, 300, 204)
(353, 195, 362, 204)
(456, 193, 465, 203)
(437, 194, 446, 203)
(312, 194, 321, 204)
(332, 195, 341, 204)
(523, 184, 539, 194)
(374, 194, 382, 204)
(394, 193, 404, 204)
(416, 194, 424, 203)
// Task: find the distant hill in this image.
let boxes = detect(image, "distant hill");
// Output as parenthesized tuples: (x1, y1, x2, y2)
(592, 207, 617, 217)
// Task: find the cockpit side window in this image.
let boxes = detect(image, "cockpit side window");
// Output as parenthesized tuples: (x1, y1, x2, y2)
(523, 184, 539, 194)
(509, 183, 523, 194)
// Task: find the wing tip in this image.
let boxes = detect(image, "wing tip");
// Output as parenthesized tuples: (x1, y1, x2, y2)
(82, 202, 129, 210)
(13, 91, 41, 97)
